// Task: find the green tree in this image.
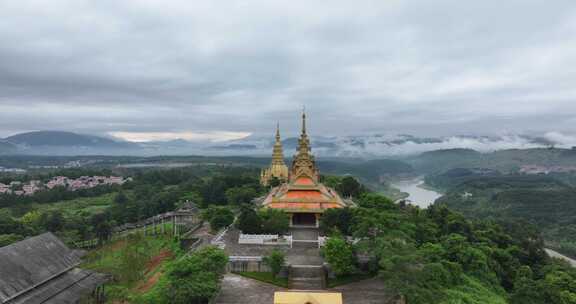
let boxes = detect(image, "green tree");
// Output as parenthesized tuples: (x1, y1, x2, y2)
(204, 207, 234, 231)
(336, 176, 364, 198)
(263, 249, 285, 278)
(320, 207, 354, 235)
(259, 209, 289, 234)
(91, 213, 112, 243)
(323, 236, 356, 277)
(225, 186, 258, 205)
(237, 205, 262, 234)
(114, 191, 129, 205)
(0, 209, 22, 235)
(0, 234, 24, 247)
(39, 210, 65, 232)
(162, 246, 227, 304)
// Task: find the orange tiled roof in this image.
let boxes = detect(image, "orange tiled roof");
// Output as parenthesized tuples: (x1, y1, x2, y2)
(284, 190, 324, 199)
(268, 202, 343, 210)
(294, 177, 315, 185)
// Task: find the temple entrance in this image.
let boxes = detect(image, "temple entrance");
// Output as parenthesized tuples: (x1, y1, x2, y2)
(292, 213, 317, 227)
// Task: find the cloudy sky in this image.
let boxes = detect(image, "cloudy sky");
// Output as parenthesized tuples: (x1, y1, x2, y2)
(1, 0, 576, 142)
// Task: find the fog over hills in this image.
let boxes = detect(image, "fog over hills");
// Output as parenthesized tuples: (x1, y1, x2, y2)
(1, 130, 575, 157)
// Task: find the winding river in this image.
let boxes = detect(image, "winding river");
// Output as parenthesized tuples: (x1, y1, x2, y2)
(391, 178, 443, 208)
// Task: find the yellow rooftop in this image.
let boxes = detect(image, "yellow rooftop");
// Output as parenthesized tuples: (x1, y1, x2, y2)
(274, 291, 343, 304)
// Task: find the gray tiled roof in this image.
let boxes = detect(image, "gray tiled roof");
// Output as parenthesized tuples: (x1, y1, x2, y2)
(0, 232, 107, 304)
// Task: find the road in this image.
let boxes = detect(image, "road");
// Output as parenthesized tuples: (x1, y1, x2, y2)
(546, 248, 576, 267)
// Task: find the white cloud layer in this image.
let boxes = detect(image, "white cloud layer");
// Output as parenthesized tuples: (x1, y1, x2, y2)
(109, 131, 251, 143)
(0, 0, 575, 139)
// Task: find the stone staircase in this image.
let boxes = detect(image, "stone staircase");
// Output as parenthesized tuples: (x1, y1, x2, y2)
(289, 265, 325, 290)
(291, 240, 319, 249)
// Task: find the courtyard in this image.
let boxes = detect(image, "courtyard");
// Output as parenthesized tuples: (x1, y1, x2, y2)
(214, 273, 393, 304)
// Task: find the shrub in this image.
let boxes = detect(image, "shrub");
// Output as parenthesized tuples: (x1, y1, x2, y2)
(237, 205, 263, 234)
(203, 206, 234, 231)
(323, 236, 356, 277)
(263, 249, 285, 278)
(160, 246, 228, 304)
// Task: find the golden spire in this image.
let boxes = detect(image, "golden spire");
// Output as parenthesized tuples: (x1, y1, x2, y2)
(261, 122, 289, 186)
(297, 108, 311, 154)
(275, 121, 281, 141)
(272, 122, 285, 165)
(301, 107, 307, 135)
(291, 108, 319, 183)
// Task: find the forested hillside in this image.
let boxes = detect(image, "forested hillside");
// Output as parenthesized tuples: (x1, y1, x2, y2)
(434, 175, 576, 258)
(321, 192, 576, 304)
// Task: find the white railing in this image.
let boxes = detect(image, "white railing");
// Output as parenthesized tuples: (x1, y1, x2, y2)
(239, 233, 278, 244)
(211, 227, 229, 249)
(318, 236, 327, 248)
(317, 236, 359, 248)
(238, 233, 292, 246)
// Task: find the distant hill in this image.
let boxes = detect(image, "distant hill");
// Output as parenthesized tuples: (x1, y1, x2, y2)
(409, 148, 483, 173)
(2, 131, 139, 155)
(410, 147, 576, 174)
(0, 140, 18, 154)
(5, 131, 133, 148)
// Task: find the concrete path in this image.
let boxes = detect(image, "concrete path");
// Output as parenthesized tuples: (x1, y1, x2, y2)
(214, 274, 284, 304)
(290, 228, 319, 241)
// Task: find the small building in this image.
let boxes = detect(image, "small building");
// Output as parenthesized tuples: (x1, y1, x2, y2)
(274, 291, 343, 304)
(262, 111, 351, 227)
(0, 232, 108, 304)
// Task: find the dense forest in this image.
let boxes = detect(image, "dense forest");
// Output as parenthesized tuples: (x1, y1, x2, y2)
(428, 170, 576, 259)
(321, 191, 576, 303)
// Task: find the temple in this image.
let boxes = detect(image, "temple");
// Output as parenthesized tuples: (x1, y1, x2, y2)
(260, 123, 289, 186)
(261, 111, 350, 227)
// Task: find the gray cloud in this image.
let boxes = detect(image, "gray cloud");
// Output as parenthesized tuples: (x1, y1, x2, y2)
(1, 0, 576, 141)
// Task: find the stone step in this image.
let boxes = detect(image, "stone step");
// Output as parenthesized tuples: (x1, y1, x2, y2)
(290, 265, 323, 278)
(289, 265, 325, 290)
(291, 241, 319, 249)
(290, 277, 324, 290)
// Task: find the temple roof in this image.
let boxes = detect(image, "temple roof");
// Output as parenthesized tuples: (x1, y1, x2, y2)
(261, 110, 350, 213)
(0, 232, 108, 304)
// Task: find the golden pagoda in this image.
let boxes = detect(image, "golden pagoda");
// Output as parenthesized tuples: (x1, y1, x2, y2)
(260, 123, 289, 186)
(262, 110, 348, 227)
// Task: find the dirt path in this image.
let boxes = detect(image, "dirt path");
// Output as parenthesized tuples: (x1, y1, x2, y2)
(135, 249, 173, 293)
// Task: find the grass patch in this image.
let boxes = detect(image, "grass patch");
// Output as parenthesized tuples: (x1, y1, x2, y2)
(327, 272, 376, 288)
(33, 192, 120, 218)
(234, 272, 289, 288)
(81, 233, 178, 302)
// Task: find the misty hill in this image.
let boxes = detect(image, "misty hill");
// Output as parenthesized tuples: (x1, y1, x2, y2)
(2, 130, 575, 159)
(5, 131, 133, 147)
(3, 131, 138, 155)
(409, 147, 576, 174)
(213, 133, 569, 158)
(0, 140, 18, 155)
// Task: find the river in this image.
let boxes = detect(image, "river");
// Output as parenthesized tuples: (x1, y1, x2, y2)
(391, 178, 443, 208)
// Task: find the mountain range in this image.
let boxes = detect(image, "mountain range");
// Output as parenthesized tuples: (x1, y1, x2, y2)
(0, 130, 574, 157)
